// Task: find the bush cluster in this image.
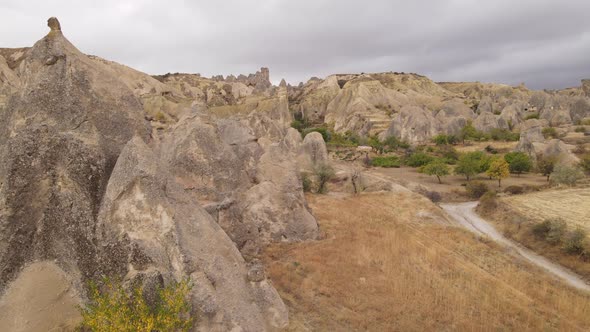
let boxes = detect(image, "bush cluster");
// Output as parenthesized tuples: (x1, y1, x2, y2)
(532, 219, 588, 256)
(551, 164, 584, 186)
(542, 127, 559, 139)
(80, 278, 193, 332)
(465, 181, 489, 199)
(371, 156, 401, 168)
(404, 152, 434, 167)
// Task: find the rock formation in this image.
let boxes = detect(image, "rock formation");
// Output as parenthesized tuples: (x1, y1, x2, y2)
(0, 18, 306, 331)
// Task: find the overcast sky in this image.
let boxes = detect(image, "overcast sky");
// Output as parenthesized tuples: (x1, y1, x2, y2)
(1, 0, 589, 89)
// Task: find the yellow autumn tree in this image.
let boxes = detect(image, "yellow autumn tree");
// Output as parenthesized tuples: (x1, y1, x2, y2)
(486, 158, 510, 187)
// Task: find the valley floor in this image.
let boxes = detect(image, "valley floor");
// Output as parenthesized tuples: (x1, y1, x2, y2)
(263, 192, 590, 331)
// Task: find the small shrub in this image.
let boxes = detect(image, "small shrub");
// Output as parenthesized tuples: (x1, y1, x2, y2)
(301, 172, 312, 192)
(485, 145, 498, 154)
(465, 181, 489, 199)
(314, 163, 335, 194)
(350, 169, 364, 194)
(580, 154, 590, 174)
(551, 164, 584, 186)
(563, 228, 587, 255)
(546, 219, 567, 244)
(371, 156, 401, 168)
(532, 220, 550, 238)
(542, 127, 559, 139)
(383, 135, 410, 151)
(425, 191, 442, 203)
(330, 131, 360, 147)
(525, 113, 540, 120)
(504, 185, 524, 195)
(404, 152, 434, 167)
(155, 111, 167, 122)
(478, 191, 498, 211)
(575, 126, 586, 133)
(80, 278, 193, 332)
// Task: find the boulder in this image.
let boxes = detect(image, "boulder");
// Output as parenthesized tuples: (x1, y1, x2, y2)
(302, 131, 329, 166)
(473, 111, 499, 132)
(541, 139, 579, 165)
(518, 119, 547, 143)
(570, 98, 590, 124)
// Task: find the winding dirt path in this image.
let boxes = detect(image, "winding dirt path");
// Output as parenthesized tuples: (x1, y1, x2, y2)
(441, 201, 590, 292)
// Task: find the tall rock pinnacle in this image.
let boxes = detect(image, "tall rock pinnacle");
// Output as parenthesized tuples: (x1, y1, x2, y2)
(47, 17, 61, 33)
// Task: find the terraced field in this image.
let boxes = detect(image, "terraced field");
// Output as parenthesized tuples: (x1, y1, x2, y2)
(501, 188, 590, 229)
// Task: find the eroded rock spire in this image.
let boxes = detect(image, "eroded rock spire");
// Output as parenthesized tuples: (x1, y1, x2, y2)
(47, 17, 61, 31)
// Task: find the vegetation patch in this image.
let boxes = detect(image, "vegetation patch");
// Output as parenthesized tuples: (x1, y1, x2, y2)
(80, 278, 193, 332)
(371, 155, 401, 168)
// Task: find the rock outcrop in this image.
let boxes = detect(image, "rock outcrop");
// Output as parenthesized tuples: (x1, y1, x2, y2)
(0, 18, 300, 331)
(0, 18, 149, 292)
(98, 137, 288, 330)
(160, 111, 318, 258)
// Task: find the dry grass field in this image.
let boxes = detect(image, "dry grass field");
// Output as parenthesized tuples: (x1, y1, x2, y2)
(481, 187, 590, 280)
(499, 188, 590, 229)
(263, 192, 590, 331)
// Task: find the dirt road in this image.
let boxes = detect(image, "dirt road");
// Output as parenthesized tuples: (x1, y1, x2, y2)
(441, 201, 590, 292)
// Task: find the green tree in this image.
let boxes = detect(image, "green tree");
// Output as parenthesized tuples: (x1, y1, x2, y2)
(537, 154, 556, 182)
(314, 163, 335, 194)
(504, 152, 532, 176)
(551, 164, 584, 186)
(454, 151, 489, 181)
(421, 160, 450, 184)
(459, 121, 478, 144)
(487, 158, 510, 187)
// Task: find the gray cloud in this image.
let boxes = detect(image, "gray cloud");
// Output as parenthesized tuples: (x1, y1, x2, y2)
(1, 0, 589, 89)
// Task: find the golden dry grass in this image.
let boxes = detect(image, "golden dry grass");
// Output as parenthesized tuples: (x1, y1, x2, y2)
(500, 188, 590, 229)
(263, 192, 590, 331)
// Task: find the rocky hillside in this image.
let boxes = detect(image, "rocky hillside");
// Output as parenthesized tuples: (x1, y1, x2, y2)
(0, 17, 588, 331)
(288, 72, 590, 144)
